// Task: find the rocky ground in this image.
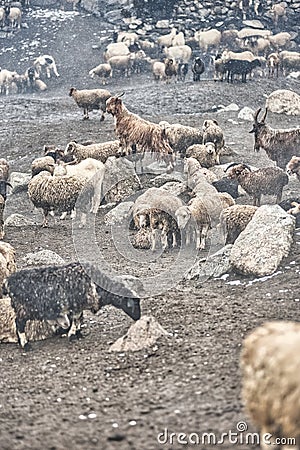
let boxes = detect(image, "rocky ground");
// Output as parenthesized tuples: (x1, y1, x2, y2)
(0, 7, 300, 450)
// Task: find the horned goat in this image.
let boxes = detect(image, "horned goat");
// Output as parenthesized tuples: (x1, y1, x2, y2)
(226, 163, 288, 206)
(106, 95, 175, 173)
(3, 262, 141, 349)
(241, 321, 300, 449)
(250, 108, 300, 169)
(69, 87, 111, 121)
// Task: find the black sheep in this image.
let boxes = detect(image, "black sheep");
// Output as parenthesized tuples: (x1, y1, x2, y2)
(224, 58, 261, 83)
(3, 262, 141, 350)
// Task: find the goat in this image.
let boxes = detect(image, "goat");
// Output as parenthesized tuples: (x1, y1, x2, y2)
(250, 108, 300, 169)
(224, 58, 261, 83)
(106, 94, 175, 173)
(192, 57, 205, 81)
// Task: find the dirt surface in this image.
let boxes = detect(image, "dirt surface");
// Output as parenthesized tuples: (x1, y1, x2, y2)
(0, 8, 300, 450)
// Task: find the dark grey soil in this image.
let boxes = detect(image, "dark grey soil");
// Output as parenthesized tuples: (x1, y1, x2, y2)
(0, 8, 300, 450)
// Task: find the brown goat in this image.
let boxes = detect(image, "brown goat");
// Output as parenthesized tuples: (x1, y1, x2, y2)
(250, 108, 300, 169)
(286, 156, 300, 181)
(106, 95, 175, 172)
(226, 163, 288, 206)
(267, 53, 280, 78)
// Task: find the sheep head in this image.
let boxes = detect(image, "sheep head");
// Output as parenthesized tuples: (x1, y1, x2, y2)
(175, 205, 191, 230)
(286, 156, 300, 176)
(203, 119, 219, 131)
(69, 87, 76, 97)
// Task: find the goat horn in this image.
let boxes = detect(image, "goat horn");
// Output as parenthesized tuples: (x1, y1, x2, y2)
(261, 107, 268, 123)
(242, 163, 252, 171)
(253, 108, 261, 123)
(225, 162, 240, 172)
(115, 92, 125, 98)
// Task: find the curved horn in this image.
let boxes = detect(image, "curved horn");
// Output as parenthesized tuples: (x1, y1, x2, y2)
(225, 162, 240, 172)
(253, 108, 261, 123)
(261, 107, 268, 123)
(242, 163, 252, 171)
(115, 92, 125, 98)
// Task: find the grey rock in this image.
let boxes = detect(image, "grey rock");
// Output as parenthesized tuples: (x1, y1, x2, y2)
(160, 181, 187, 197)
(238, 106, 255, 121)
(4, 213, 35, 227)
(150, 172, 185, 188)
(155, 20, 170, 29)
(10, 172, 31, 193)
(110, 315, 169, 352)
(104, 201, 134, 225)
(23, 250, 65, 267)
(230, 205, 295, 277)
(266, 89, 300, 116)
(185, 245, 233, 281)
(103, 157, 142, 204)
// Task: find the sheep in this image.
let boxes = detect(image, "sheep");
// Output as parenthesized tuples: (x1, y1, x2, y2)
(33, 55, 59, 79)
(157, 28, 177, 48)
(286, 156, 300, 181)
(104, 42, 130, 61)
(106, 95, 175, 173)
(107, 55, 134, 78)
(164, 45, 192, 64)
(194, 29, 221, 53)
(221, 50, 256, 62)
(175, 197, 211, 249)
(53, 158, 105, 215)
(268, 32, 291, 51)
(0, 69, 18, 95)
(28, 171, 86, 227)
(214, 54, 227, 82)
(250, 108, 300, 169)
(34, 78, 48, 92)
(177, 63, 188, 82)
(0, 196, 4, 240)
(172, 31, 185, 47)
(117, 31, 139, 46)
(0, 297, 64, 343)
(226, 163, 288, 206)
(3, 261, 141, 349)
(192, 57, 205, 81)
(152, 61, 166, 82)
(186, 142, 218, 168)
(159, 121, 203, 156)
(285, 201, 300, 228)
(131, 187, 183, 251)
(64, 140, 120, 163)
(8, 6, 21, 28)
(89, 63, 112, 84)
(202, 119, 224, 162)
(267, 52, 280, 77)
(240, 321, 300, 449)
(164, 58, 177, 83)
(280, 53, 300, 76)
(220, 204, 258, 244)
(184, 157, 217, 188)
(0, 158, 11, 202)
(0, 241, 16, 295)
(132, 227, 151, 249)
(31, 156, 56, 177)
(271, 3, 287, 27)
(69, 87, 112, 121)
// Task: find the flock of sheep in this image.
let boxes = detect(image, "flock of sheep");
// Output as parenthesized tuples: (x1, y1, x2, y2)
(0, 3, 300, 448)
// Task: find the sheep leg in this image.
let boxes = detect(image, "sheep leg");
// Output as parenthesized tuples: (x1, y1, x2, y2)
(42, 210, 49, 227)
(100, 110, 105, 122)
(151, 229, 160, 252)
(15, 318, 29, 350)
(161, 228, 168, 250)
(83, 108, 89, 120)
(60, 211, 67, 220)
(68, 313, 82, 341)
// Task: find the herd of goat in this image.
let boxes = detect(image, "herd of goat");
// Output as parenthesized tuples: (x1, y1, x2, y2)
(0, 6, 300, 447)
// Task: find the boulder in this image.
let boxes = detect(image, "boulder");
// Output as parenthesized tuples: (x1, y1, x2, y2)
(230, 205, 295, 277)
(160, 181, 187, 197)
(9, 172, 31, 193)
(110, 315, 169, 352)
(103, 157, 142, 203)
(4, 213, 35, 227)
(104, 201, 134, 225)
(22, 250, 65, 266)
(238, 106, 255, 121)
(185, 245, 233, 281)
(266, 89, 300, 116)
(150, 172, 185, 188)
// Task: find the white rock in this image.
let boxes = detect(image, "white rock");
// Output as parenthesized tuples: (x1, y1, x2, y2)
(23, 250, 65, 266)
(238, 107, 255, 121)
(4, 213, 35, 227)
(10, 172, 31, 192)
(224, 103, 239, 112)
(230, 205, 295, 277)
(266, 89, 300, 116)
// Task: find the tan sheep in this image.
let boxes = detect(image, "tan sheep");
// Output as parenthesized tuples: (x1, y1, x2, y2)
(89, 63, 112, 84)
(0, 241, 16, 296)
(69, 87, 111, 121)
(241, 321, 300, 449)
(202, 119, 225, 161)
(64, 140, 120, 163)
(186, 142, 218, 168)
(220, 204, 258, 244)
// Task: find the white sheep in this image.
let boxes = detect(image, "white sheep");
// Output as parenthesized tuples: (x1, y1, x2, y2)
(164, 45, 192, 63)
(241, 321, 300, 449)
(64, 140, 120, 163)
(157, 28, 177, 48)
(184, 157, 217, 188)
(89, 63, 112, 84)
(28, 171, 86, 227)
(107, 55, 134, 78)
(69, 87, 111, 121)
(186, 142, 218, 168)
(0, 241, 16, 295)
(31, 156, 56, 177)
(8, 6, 21, 28)
(202, 119, 225, 161)
(172, 31, 185, 47)
(194, 29, 221, 53)
(152, 61, 166, 82)
(104, 42, 130, 61)
(53, 157, 105, 216)
(159, 121, 203, 155)
(33, 55, 59, 79)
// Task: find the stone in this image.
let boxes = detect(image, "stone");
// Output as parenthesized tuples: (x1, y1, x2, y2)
(238, 106, 255, 121)
(110, 316, 169, 352)
(230, 205, 295, 277)
(160, 181, 187, 197)
(150, 172, 185, 188)
(185, 245, 233, 281)
(22, 250, 65, 266)
(104, 201, 134, 225)
(4, 213, 35, 227)
(9, 172, 31, 193)
(266, 89, 300, 116)
(103, 156, 142, 204)
(223, 103, 239, 112)
(155, 20, 170, 29)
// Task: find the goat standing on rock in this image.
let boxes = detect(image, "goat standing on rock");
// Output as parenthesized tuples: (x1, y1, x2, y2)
(106, 94, 175, 172)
